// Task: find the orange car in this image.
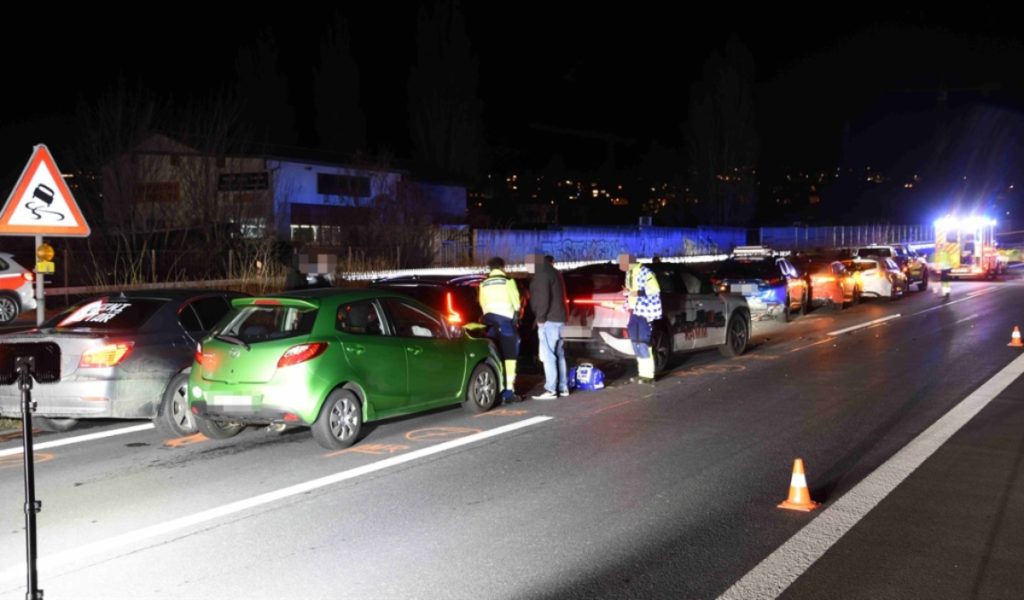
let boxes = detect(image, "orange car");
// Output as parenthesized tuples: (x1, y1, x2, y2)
(804, 260, 859, 310)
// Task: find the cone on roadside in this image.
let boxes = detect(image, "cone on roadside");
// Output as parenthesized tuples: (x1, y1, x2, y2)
(778, 458, 819, 512)
(1009, 326, 1024, 348)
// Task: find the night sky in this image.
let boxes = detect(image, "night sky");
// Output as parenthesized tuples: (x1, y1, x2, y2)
(2, 4, 1022, 202)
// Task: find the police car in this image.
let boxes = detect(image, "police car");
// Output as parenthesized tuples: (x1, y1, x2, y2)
(0, 253, 38, 325)
(562, 261, 751, 374)
(713, 246, 809, 322)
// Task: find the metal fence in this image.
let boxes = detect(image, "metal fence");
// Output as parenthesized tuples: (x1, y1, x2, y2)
(758, 224, 934, 251)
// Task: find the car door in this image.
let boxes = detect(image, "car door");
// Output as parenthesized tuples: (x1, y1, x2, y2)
(685, 270, 728, 349)
(381, 298, 467, 409)
(336, 298, 409, 416)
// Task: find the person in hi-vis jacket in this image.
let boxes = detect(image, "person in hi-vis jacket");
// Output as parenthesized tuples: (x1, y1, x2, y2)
(479, 257, 522, 403)
(619, 253, 661, 385)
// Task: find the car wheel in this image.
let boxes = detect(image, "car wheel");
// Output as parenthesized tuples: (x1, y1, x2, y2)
(775, 295, 791, 323)
(194, 414, 245, 440)
(719, 311, 749, 358)
(853, 286, 862, 305)
(463, 363, 498, 413)
(33, 417, 79, 432)
(799, 288, 810, 315)
(917, 272, 928, 292)
(155, 372, 197, 437)
(312, 389, 363, 450)
(652, 325, 672, 374)
(0, 295, 19, 325)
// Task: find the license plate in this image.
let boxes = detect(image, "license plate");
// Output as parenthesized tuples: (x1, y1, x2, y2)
(734, 284, 757, 293)
(212, 394, 254, 406)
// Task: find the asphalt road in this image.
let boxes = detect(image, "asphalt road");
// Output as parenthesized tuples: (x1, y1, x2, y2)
(1, 279, 1022, 599)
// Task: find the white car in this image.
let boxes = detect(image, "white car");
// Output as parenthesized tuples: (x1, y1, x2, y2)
(842, 257, 907, 300)
(0, 253, 37, 324)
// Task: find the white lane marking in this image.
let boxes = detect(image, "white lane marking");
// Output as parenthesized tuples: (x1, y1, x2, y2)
(954, 313, 980, 325)
(827, 314, 901, 336)
(718, 351, 1024, 600)
(0, 423, 155, 457)
(909, 285, 1003, 317)
(0, 416, 552, 582)
(966, 286, 997, 298)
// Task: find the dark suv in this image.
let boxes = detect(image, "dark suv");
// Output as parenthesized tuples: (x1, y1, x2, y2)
(369, 273, 538, 361)
(854, 245, 928, 291)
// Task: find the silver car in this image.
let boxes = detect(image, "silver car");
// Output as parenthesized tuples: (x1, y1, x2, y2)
(0, 290, 244, 435)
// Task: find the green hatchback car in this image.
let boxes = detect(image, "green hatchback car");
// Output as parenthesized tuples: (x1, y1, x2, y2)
(188, 289, 502, 449)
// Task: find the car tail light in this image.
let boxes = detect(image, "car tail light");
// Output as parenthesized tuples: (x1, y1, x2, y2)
(766, 277, 783, 286)
(80, 342, 134, 368)
(194, 342, 217, 369)
(278, 343, 328, 368)
(573, 298, 604, 305)
(22, 271, 34, 282)
(813, 276, 836, 284)
(445, 292, 463, 324)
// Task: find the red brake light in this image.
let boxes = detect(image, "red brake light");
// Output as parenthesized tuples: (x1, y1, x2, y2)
(194, 342, 215, 369)
(446, 292, 463, 324)
(766, 277, 783, 286)
(573, 298, 604, 305)
(22, 271, 34, 282)
(80, 342, 134, 368)
(254, 299, 281, 306)
(278, 343, 328, 368)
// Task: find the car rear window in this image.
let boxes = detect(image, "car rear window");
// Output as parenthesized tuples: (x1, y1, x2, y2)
(844, 261, 877, 272)
(371, 285, 483, 322)
(54, 298, 165, 330)
(857, 248, 891, 258)
(716, 260, 776, 279)
(564, 271, 623, 296)
(219, 305, 317, 343)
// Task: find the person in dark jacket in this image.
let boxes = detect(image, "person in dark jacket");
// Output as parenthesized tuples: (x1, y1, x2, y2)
(527, 253, 569, 399)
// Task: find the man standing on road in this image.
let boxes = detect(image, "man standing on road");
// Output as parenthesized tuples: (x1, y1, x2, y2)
(528, 253, 569, 400)
(479, 257, 522, 404)
(619, 253, 662, 385)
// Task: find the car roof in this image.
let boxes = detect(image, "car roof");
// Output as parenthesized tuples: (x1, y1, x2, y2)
(371, 273, 484, 286)
(97, 289, 247, 301)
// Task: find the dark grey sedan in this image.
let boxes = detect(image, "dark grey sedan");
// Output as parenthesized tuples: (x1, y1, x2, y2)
(0, 289, 245, 435)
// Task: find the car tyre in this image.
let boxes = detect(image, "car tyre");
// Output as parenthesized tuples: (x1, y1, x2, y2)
(155, 372, 197, 437)
(312, 389, 363, 450)
(799, 288, 810, 315)
(775, 295, 791, 323)
(463, 363, 498, 413)
(33, 417, 78, 432)
(719, 311, 749, 358)
(652, 324, 672, 374)
(194, 414, 245, 440)
(0, 295, 19, 325)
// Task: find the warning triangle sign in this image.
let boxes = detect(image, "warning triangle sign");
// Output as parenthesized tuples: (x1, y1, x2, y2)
(0, 144, 91, 237)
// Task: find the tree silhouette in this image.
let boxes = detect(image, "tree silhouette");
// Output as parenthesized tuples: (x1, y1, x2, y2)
(314, 16, 366, 157)
(237, 34, 297, 148)
(684, 36, 759, 225)
(407, 0, 486, 180)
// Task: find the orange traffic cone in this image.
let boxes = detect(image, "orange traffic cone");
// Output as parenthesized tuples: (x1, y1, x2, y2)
(1010, 326, 1024, 348)
(778, 458, 819, 512)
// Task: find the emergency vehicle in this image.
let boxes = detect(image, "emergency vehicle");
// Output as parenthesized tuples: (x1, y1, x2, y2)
(933, 216, 1006, 279)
